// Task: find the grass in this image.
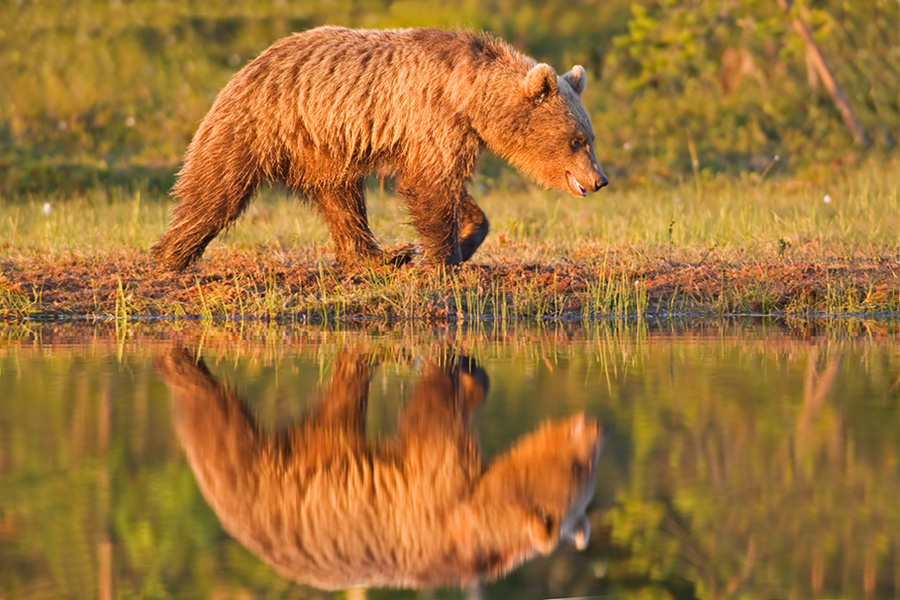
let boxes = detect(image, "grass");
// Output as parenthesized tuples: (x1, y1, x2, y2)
(1, 158, 899, 322)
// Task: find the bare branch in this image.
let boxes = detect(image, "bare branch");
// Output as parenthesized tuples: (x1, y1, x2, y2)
(777, 0, 871, 147)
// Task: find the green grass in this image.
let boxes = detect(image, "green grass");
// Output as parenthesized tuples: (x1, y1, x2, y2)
(3, 157, 898, 257)
(1, 158, 899, 322)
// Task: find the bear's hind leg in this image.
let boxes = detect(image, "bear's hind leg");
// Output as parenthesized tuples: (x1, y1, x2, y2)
(309, 351, 374, 438)
(315, 179, 383, 268)
(459, 190, 489, 262)
(152, 182, 257, 272)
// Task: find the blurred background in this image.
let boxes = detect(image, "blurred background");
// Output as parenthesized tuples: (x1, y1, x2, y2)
(2, 0, 898, 196)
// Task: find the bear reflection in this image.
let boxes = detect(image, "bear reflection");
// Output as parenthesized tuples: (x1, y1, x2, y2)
(157, 348, 602, 590)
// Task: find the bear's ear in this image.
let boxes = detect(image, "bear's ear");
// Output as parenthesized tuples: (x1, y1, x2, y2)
(524, 63, 558, 104)
(562, 65, 587, 95)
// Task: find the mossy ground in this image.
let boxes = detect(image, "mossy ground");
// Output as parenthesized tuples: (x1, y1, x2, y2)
(2, 243, 897, 323)
(2, 161, 898, 323)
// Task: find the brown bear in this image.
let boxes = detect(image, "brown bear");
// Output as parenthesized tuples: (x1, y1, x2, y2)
(157, 347, 602, 590)
(151, 27, 608, 271)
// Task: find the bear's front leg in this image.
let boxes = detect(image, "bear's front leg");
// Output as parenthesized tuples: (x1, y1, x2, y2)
(459, 190, 489, 262)
(398, 179, 463, 267)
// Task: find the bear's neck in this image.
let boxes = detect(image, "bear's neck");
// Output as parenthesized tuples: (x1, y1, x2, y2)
(435, 34, 536, 162)
(443, 464, 539, 582)
(463, 62, 544, 181)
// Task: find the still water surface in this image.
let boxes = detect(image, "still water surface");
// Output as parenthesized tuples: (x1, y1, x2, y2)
(2, 320, 899, 599)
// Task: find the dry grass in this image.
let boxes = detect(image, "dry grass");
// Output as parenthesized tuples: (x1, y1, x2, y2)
(2, 160, 899, 322)
(1, 242, 897, 323)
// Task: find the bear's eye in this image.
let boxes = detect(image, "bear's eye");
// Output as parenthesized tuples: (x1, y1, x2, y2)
(537, 507, 555, 535)
(569, 138, 584, 152)
(572, 460, 585, 478)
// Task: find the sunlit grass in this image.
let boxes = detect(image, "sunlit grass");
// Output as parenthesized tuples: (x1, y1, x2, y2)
(1, 158, 898, 321)
(3, 157, 898, 258)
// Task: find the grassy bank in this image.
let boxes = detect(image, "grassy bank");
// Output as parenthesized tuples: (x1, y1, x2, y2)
(1, 159, 899, 322)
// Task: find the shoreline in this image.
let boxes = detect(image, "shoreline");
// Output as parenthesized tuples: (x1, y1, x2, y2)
(3, 246, 898, 322)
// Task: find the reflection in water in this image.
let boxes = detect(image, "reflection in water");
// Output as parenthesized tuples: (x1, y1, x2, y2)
(5, 322, 900, 598)
(157, 347, 602, 590)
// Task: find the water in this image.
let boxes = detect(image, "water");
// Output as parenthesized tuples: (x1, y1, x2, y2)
(2, 320, 899, 599)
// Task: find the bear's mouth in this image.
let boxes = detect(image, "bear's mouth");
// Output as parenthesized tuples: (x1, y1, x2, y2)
(566, 170, 587, 197)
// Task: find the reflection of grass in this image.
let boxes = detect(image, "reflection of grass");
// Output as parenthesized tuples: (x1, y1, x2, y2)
(0, 281, 41, 321)
(1, 161, 899, 321)
(2, 319, 899, 599)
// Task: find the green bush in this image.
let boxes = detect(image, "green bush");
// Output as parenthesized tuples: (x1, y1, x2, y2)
(1, 0, 897, 195)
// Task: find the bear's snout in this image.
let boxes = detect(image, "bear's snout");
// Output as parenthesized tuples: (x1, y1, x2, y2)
(594, 173, 609, 191)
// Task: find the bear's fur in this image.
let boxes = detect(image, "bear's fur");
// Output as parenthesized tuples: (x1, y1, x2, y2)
(151, 27, 608, 270)
(157, 348, 602, 589)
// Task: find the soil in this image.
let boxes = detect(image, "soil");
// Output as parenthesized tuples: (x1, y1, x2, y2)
(2, 245, 898, 322)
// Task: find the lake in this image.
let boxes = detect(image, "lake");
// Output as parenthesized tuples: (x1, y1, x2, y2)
(2, 319, 899, 599)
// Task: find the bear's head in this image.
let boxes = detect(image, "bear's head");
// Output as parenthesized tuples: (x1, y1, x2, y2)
(489, 63, 608, 197)
(450, 411, 603, 580)
(507, 412, 603, 555)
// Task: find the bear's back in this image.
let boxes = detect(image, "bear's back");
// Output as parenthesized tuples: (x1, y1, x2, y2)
(211, 27, 527, 180)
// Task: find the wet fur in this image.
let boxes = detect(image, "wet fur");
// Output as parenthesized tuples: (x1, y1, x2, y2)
(151, 27, 606, 270)
(158, 348, 601, 589)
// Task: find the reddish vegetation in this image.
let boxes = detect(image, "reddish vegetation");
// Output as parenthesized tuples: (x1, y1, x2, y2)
(2, 247, 898, 321)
